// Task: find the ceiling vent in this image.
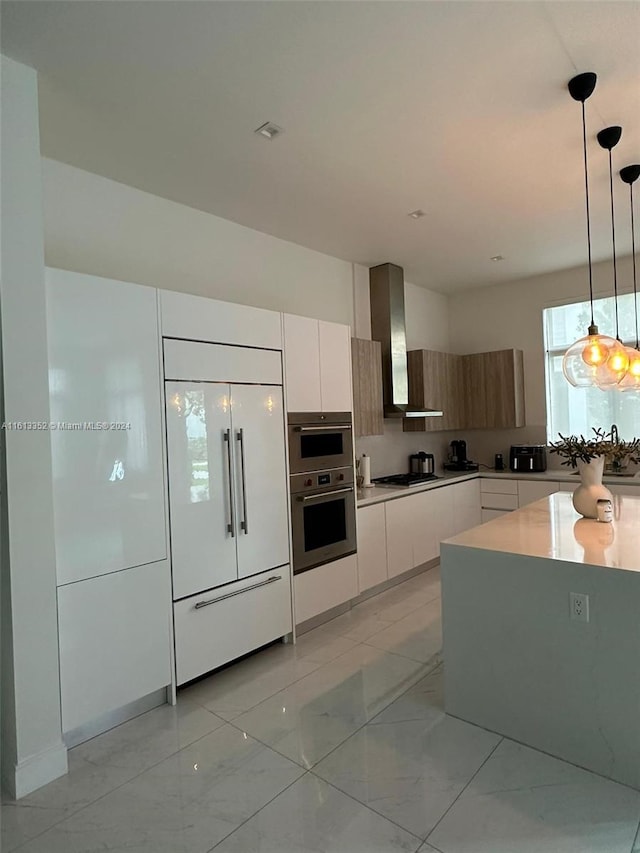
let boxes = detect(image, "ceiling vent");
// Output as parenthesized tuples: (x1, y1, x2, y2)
(254, 122, 284, 140)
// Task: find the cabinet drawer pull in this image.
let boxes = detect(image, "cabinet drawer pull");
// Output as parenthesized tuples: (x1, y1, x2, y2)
(194, 575, 282, 610)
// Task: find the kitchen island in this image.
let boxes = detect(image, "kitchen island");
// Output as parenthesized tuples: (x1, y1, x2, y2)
(441, 492, 640, 790)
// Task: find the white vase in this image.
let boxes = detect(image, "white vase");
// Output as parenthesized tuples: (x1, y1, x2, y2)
(572, 456, 613, 519)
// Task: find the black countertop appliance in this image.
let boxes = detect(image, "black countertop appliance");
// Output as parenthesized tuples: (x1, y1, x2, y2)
(443, 439, 479, 472)
(510, 444, 547, 473)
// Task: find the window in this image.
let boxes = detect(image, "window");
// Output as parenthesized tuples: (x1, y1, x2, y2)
(543, 293, 640, 442)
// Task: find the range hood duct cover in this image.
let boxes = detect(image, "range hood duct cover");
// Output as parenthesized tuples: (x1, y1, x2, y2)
(369, 263, 443, 419)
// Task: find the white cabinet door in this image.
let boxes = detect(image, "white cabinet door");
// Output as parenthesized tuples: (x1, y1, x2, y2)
(385, 495, 419, 578)
(480, 478, 519, 495)
(232, 385, 289, 579)
(608, 484, 640, 496)
(319, 320, 353, 412)
(413, 490, 439, 566)
(481, 492, 519, 511)
(174, 567, 292, 685)
(283, 314, 321, 411)
(294, 554, 358, 624)
(46, 269, 167, 586)
(434, 484, 456, 553)
(482, 508, 510, 522)
(517, 480, 559, 507)
(452, 479, 482, 535)
(58, 560, 171, 734)
(356, 504, 388, 592)
(160, 290, 282, 350)
(165, 382, 238, 598)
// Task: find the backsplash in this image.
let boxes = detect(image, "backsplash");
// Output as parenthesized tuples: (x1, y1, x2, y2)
(356, 421, 456, 478)
(355, 422, 549, 477)
(356, 421, 640, 477)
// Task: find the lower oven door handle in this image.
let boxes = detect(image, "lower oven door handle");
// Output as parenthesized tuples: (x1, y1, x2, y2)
(194, 575, 281, 609)
(299, 486, 354, 503)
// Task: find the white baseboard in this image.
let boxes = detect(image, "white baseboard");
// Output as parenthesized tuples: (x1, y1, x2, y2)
(3, 740, 68, 800)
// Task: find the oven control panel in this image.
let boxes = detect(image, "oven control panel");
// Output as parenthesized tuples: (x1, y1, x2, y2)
(290, 466, 354, 496)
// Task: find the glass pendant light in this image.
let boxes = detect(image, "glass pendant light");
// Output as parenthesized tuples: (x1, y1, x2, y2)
(594, 125, 629, 389)
(562, 73, 616, 387)
(618, 163, 640, 391)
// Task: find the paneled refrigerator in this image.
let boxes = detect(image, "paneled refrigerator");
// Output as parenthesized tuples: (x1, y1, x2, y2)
(164, 339, 292, 684)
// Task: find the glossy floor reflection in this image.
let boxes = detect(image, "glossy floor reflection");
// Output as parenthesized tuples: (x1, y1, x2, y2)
(3, 565, 639, 853)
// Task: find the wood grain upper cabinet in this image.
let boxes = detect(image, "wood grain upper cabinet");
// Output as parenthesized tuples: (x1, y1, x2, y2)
(283, 314, 352, 413)
(351, 338, 384, 436)
(462, 349, 525, 429)
(403, 349, 463, 432)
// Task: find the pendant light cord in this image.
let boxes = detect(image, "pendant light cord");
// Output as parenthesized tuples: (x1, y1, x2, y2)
(631, 182, 638, 349)
(608, 148, 620, 340)
(582, 101, 595, 326)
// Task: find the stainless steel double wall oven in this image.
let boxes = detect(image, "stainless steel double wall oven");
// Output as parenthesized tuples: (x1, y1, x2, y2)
(288, 412, 357, 575)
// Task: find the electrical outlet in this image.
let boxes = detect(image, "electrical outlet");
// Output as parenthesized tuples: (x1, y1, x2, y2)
(570, 592, 590, 623)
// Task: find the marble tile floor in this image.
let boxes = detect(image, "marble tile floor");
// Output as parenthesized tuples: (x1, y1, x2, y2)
(3, 565, 639, 853)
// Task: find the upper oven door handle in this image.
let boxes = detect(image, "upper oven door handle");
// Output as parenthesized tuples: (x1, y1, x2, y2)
(298, 486, 354, 503)
(294, 424, 352, 432)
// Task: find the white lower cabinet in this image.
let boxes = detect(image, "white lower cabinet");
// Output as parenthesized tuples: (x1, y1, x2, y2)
(174, 568, 292, 685)
(451, 479, 482, 534)
(414, 489, 440, 566)
(360, 480, 483, 591)
(517, 480, 559, 506)
(481, 508, 510, 523)
(356, 504, 388, 593)
(57, 561, 172, 736)
(385, 494, 421, 578)
(294, 555, 358, 625)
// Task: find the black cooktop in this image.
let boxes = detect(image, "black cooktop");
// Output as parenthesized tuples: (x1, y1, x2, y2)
(372, 473, 440, 487)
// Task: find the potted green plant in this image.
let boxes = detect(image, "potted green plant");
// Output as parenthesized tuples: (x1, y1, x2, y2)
(549, 427, 640, 518)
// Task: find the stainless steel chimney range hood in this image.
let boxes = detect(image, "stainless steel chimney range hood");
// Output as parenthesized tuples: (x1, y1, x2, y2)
(369, 263, 443, 419)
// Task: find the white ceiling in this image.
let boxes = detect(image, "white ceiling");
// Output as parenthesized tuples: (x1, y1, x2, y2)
(2, 1, 639, 293)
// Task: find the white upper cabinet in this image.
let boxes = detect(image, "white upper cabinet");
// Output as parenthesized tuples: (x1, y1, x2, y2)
(283, 314, 322, 411)
(160, 289, 282, 350)
(319, 320, 353, 413)
(283, 314, 352, 412)
(46, 269, 167, 586)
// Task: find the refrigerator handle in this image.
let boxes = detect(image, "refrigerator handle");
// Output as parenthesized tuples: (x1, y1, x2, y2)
(237, 428, 249, 534)
(223, 429, 235, 537)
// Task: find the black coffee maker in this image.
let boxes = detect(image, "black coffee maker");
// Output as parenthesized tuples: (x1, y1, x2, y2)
(444, 439, 479, 472)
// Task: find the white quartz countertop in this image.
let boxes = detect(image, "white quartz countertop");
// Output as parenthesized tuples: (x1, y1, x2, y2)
(357, 471, 479, 506)
(443, 492, 640, 573)
(357, 468, 640, 507)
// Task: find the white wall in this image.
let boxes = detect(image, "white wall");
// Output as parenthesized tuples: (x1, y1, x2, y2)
(405, 281, 450, 352)
(0, 57, 67, 798)
(352, 264, 450, 352)
(42, 159, 355, 326)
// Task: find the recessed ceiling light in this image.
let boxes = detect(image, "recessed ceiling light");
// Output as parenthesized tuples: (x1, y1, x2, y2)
(408, 210, 425, 219)
(490, 255, 504, 262)
(254, 122, 284, 140)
